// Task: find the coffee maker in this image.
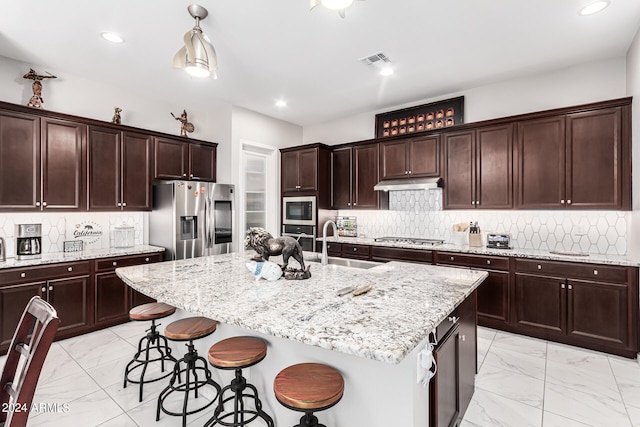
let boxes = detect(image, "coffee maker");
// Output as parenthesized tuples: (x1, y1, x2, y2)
(16, 224, 42, 260)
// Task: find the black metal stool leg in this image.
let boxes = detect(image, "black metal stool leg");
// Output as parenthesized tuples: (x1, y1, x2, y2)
(294, 412, 324, 427)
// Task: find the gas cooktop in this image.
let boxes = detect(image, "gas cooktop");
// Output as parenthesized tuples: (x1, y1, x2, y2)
(374, 236, 445, 246)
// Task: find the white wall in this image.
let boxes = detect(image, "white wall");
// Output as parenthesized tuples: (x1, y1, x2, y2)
(302, 58, 627, 146)
(626, 25, 640, 257)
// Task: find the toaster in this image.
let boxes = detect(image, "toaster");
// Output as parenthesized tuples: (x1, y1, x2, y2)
(486, 233, 511, 249)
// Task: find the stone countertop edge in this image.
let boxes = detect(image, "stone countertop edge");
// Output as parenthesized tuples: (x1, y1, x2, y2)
(317, 237, 640, 267)
(115, 251, 488, 365)
(0, 245, 165, 269)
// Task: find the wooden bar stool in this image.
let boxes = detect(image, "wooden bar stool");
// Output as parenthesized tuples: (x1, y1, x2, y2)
(204, 336, 274, 427)
(156, 316, 221, 427)
(123, 302, 177, 402)
(274, 363, 344, 427)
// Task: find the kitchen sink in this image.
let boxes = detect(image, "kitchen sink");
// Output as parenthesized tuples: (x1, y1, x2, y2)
(306, 256, 380, 270)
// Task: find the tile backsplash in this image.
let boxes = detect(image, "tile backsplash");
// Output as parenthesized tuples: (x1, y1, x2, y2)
(340, 190, 628, 255)
(0, 212, 144, 258)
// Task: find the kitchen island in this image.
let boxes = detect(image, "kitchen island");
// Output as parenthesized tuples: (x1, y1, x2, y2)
(116, 251, 487, 426)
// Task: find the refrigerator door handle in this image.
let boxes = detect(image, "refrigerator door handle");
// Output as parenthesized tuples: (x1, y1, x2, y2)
(205, 193, 213, 248)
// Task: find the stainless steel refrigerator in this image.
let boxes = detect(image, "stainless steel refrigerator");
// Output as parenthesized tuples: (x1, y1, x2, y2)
(150, 181, 235, 260)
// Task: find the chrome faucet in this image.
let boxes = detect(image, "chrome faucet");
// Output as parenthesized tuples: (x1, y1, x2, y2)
(321, 220, 338, 265)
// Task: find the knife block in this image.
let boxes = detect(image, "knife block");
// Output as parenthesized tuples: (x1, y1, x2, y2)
(468, 233, 483, 247)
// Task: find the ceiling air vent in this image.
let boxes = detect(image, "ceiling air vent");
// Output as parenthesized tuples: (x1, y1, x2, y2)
(360, 52, 390, 66)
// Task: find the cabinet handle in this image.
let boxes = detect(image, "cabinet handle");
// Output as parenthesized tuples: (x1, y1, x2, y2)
(448, 316, 459, 324)
(568, 284, 573, 290)
(145, 257, 149, 262)
(41, 287, 46, 293)
(67, 267, 73, 272)
(123, 202, 127, 207)
(404, 171, 408, 175)
(353, 203, 357, 206)
(408, 170, 412, 175)
(593, 269, 598, 276)
(353, 247, 357, 251)
(567, 200, 572, 205)
(48, 285, 53, 291)
(21, 272, 26, 278)
(347, 203, 351, 206)
(561, 199, 565, 204)
(327, 244, 331, 249)
(183, 173, 187, 177)
(561, 283, 565, 289)
(476, 200, 480, 205)
(537, 264, 542, 270)
(117, 202, 122, 207)
(35, 201, 41, 207)
(190, 174, 194, 178)
(471, 201, 475, 205)
(112, 261, 117, 266)
(42, 201, 47, 207)
(486, 260, 491, 265)
(459, 335, 466, 342)
(450, 256, 454, 261)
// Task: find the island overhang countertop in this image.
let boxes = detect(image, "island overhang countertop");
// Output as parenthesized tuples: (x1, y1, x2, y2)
(116, 251, 487, 364)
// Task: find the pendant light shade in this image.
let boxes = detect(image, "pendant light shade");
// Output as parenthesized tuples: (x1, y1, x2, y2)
(310, 0, 362, 18)
(173, 4, 218, 79)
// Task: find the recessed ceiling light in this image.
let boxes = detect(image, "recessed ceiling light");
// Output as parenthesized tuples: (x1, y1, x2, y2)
(380, 66, 394, 76)
(101, 32, 125, 43)
(579, 0, 610, 15)
(275, 100, 287, 108)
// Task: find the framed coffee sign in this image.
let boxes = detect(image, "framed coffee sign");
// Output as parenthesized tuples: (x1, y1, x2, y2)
(375, 96, 464, 138)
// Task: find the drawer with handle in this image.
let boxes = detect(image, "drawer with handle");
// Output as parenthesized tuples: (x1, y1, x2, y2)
(0, 261, 90, 285)
(95, 253, 163, 272)
(436, 252, 509, 271)
(514, 258, 628, 283)
(341, 244, 371, 260)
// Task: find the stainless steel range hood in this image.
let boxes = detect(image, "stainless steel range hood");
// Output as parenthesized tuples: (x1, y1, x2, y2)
(374, 177, 442, 191)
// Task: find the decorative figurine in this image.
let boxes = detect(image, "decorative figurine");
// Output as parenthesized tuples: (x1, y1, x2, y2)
(111, 107, 122, 124)
(22, 68, 57, 109)
(244, 227, 311, 280)
(171, 109, 195, 137)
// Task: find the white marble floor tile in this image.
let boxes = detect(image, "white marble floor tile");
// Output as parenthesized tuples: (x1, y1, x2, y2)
(542, 411, 591, 427)
(609, 357, 640, 410)
(85, 354, 136, 389)
(475, 363, 545, 408)
(462, 388, 543, 427)
(126, 394, 214, 427)
(97, 413, 139, 427)
(627, 405, 640, 427)
(32, 369, 101, 407)
(103, 370, 175, 412)
(477, 326, 497, 341)
(38, 343, 85, 384)
(491, 331, 547, 359)
(545, 359, 620, 401)
(477, 336, 492, 368)
(547, 342, 611, 372)
(109, 320, 153, 341)
(28, 389, 124, 427)
(460, 421, 483, 427)
(59, 329, 137, 370)
(544, 381, 632, 427)
(482, 345, 547, 381)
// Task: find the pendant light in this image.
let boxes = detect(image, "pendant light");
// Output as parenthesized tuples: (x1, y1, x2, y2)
(173, 4, 218, 79)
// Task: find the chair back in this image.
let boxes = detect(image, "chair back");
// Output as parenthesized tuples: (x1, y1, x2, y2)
(0, 296, 60, 427)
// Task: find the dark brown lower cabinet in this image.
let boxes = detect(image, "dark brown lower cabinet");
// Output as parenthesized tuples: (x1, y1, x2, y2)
(94, 253, 162, 327)
(0, 262, 91, 353)
(514, 260, 636, 356)
(430, 292, 477, 427)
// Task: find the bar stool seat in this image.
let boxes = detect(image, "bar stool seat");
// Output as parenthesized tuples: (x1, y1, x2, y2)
(124, 302, 177, 402)
(204, 336, 274, 427)
(157, 316, 221, 427)
(274, 363, 344, 427)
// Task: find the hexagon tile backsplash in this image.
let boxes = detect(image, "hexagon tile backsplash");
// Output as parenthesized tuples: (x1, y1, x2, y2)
(341, 190, 628, 255)
(0, 212, 144, 258)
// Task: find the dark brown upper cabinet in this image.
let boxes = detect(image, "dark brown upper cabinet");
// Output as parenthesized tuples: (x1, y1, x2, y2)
(280, 144, 331, 208)
(88, 126, 152, 211)
(331, 143, 387, 210)
(0, 110, 85, 211)
(154, 136, 216, 182)
(443, 125, 513, 210)
(517, 105, 628, 210)
(380, 135, 440, 179)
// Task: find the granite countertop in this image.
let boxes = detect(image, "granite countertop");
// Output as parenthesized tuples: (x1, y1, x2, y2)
(318, 236, 640, 267)
(0, 245, 165, 270)
(115, 251, 487, 365)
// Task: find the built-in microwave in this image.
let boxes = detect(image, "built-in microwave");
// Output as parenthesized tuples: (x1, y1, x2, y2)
(282, 196, 316, 226)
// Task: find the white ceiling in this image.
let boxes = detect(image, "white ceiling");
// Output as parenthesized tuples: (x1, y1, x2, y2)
(1, 0, 639, 127)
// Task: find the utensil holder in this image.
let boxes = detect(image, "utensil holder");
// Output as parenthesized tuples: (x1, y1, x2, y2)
(468, 233, 483, 247)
